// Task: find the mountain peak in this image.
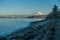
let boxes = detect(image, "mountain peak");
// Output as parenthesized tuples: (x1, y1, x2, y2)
(35, 12, 44, 15)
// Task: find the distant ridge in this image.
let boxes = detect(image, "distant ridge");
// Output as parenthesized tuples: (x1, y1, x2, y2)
(27, 12, 46, 19)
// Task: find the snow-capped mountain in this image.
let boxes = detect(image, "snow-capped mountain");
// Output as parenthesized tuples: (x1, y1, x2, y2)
(34, 12, 45, 16)
(27, 12, 46, 19)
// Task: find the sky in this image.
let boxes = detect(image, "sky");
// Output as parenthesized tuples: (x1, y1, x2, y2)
(0, 0, 60, 15)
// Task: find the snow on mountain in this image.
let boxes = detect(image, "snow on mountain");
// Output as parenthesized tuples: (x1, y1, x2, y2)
(34, 12, 45, 16)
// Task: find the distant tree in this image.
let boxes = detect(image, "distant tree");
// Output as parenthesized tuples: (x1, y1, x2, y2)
(45, 5, 58, 19)
(52, 5, 58, 19)
(53, 5, 58, 12)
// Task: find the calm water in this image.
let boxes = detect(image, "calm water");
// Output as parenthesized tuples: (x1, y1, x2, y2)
(0, 19, 43, 36)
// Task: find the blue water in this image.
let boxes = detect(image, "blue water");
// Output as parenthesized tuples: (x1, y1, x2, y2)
(0, 19, 43, 36)
(0, 19, 33, 36)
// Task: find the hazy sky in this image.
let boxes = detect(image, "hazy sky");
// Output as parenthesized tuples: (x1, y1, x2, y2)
(0, 0, 60, 15)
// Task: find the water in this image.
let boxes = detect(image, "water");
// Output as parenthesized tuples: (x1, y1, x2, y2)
(0, 19, 43, 36)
